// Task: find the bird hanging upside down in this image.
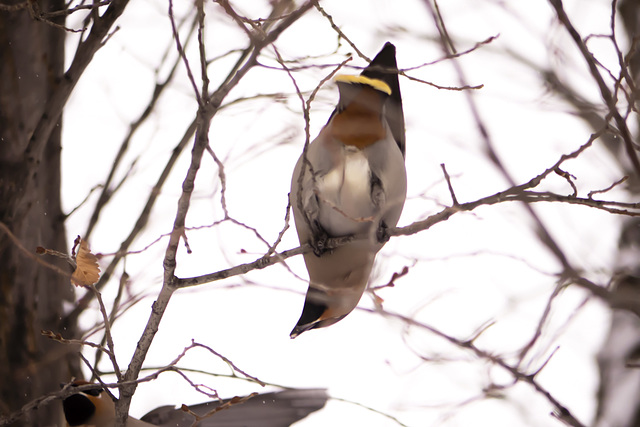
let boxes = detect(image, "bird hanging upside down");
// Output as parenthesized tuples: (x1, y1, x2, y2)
(290, 42, 407, 338)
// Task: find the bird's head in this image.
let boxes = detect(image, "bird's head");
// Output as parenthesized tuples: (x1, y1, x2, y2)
(290, 286, 363, 338)
(62, 380, 115, 426)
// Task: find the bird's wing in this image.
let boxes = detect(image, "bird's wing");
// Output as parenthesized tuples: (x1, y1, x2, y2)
(140, 389, 328, 427)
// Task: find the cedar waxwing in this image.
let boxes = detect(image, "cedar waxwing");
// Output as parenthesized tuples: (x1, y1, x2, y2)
(62, 380, 328, 427)
(290, 42, 407, 338)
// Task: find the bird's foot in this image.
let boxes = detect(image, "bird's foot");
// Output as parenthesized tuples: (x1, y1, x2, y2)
(311, 220, 329, 257)
(376, 220, 390, 244)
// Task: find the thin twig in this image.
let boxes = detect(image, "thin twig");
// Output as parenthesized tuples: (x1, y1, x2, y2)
(84, 13, 197, 240)
(588, 176, 628, 198)
(25, 0, 131, 165)
(548, 0, 640, 180)
(440, 163, 459, 206)
(0, 221, 71, 279)
(312, 1, 368, 60)
(88, 285, 122, 380)
(63, 119, 198, 329)
(168, 0, 202, 105)
(426, 0, 574, 274)
(371, 308, 587, 427)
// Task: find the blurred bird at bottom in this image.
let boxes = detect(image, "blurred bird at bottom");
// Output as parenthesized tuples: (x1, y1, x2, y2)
(62, 380, 328, 427)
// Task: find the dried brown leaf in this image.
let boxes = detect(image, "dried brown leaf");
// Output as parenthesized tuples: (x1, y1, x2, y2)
(71, 238, 101, 287)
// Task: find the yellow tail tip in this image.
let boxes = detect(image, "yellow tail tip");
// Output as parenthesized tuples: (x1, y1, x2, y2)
(334, 74, 392, 95)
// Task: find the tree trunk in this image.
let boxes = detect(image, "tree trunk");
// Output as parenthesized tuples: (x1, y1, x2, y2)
(595, 1, 640, 426)
(0, 1, 79, 424)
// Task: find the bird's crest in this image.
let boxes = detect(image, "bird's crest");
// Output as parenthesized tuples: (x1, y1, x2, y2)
(334, 75, 391, 95)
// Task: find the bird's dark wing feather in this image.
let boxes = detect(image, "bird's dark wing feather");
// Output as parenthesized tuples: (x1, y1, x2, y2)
(141, 388, 328, 427)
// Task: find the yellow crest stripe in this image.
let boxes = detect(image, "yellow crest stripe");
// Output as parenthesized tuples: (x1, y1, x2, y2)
(334, 74, 392, 95)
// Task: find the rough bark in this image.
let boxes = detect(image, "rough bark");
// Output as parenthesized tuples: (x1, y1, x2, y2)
(0, 1, 79, 424)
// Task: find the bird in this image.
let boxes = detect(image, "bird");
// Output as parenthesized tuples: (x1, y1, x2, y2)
(289, 42, 407, 338)
(62, 380, 328, 427)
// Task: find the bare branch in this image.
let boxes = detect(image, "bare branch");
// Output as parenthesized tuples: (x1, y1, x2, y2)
(63, 119, 198, 329)
(84, 14, 197, 240)
(372, 309, 587, 427)
(548, 0, 640, 180)
(114, 3, 316, 424)
(426, 0, 585, 274)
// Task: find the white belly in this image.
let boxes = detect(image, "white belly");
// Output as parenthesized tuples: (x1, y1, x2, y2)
(316, 150, 375, 236)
